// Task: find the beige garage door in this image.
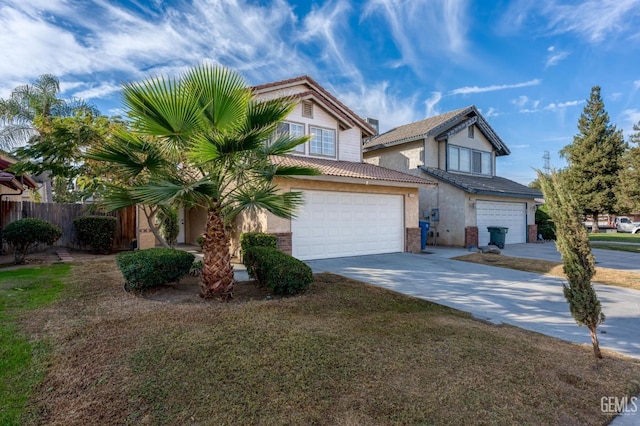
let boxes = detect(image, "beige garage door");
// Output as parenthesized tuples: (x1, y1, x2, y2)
(476, 201, 526, 246)
(291, 190, 404, 260)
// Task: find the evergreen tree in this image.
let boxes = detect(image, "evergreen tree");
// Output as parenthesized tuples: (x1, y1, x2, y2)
(616, 121, 640, 213)
(537, 170, 604, 359)
(559, 86, 626, 232)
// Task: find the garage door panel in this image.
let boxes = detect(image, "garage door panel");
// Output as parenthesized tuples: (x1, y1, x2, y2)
(292, 190, 404, 260)
(476, 201, 526, 246)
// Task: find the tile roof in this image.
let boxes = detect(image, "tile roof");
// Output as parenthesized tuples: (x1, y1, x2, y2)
(252, 75, 377, 136)
(363, 105, 510, 156)
(273, 155, 437, 186)
(421, 167, 542, 199)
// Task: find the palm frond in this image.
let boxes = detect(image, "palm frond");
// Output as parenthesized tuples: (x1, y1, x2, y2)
(183, 65, 250, 131)
(85, 130, 168, 178)
(225, 185, 305, 222)
(122, 75, 203, 148)
(246, 97, 296, 132)
(264, 133, 310, 156)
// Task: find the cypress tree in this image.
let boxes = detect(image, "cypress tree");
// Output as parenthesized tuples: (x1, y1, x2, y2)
(537, 170, 604, 359)
(616, 121, 640, 213)
(560, 86, 626, 232)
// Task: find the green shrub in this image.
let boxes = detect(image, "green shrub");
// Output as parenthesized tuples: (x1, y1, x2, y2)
(73, 215, 117, 254)
(535, 205, 556, 240)
(157, 206, 179, 247)
(2, 218, 62, 264)
(116, 248, 195, 291)
(243, 246, 312, 295)
(240, 232, 277, 277)
(189, 260, 203, 276)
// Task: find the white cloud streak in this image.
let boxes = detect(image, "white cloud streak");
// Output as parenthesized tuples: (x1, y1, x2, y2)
(424, 92, 442, 118)
(500, 0, 640, 43)
(450, 79, 541, 95)
(338, 82, 420, 133)
(363, 0, 470, 74)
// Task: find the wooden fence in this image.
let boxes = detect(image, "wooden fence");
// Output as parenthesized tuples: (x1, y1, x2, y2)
(0, 201, 136, 251)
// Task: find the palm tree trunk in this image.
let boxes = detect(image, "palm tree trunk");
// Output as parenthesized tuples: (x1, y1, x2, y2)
(589, 325, 603, 359)
(200, 209, 234, 299)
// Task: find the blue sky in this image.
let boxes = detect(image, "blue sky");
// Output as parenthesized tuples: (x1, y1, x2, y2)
(1, 0, 639, 185)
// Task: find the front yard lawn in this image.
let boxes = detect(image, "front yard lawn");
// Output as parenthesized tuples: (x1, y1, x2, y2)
(4, 259, 640, 425)
(589, 233, 640, 244)
(591, 243, 640, 254)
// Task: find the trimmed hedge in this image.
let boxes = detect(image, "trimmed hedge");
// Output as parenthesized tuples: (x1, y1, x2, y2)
(73, 215, 117, 254)
(116, 248, 195, 291)
(2, 218, 62, 264)
(243, 246, 312, 295)
(240, 232, 278, 278)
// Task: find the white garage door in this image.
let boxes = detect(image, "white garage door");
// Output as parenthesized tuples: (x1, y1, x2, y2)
(476, 201, 527, 246)
(291, 190, 404, 260)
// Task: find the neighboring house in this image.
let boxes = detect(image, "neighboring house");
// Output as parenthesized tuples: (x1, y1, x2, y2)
(138, 76, 437, 259)
(363, 106, 542, 248)
(0, 154, 38, 202)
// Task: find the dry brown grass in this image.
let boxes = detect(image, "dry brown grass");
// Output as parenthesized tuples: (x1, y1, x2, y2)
(13, 259, 640, 425)
(455, 253, 640, 291)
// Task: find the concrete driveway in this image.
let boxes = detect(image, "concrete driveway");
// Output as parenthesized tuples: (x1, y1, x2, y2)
(305, 247, 640, 359)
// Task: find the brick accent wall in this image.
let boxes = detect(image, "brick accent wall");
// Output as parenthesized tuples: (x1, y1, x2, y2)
(271, 232, 292, 255)
(528, 224, 538, 243)
(465, 226, 478, 248)
(406, 227, 421, 253)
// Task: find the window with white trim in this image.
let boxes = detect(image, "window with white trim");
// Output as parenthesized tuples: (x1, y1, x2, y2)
(310, 127, 336, 157)
(448, 145, 492, 175)
(276, 122, 305, 153)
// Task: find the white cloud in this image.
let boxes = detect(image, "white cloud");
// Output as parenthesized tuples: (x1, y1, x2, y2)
(634, 80, 640, 89)
(519, 99, 584, 113)
(72, 83, 121, 100)
(544, 100, 583, 111)
(610, 92, 623, 101)
(338, 82, 419, 133)
(424, 92, 442, 117)
(450, 79, 541, 95)
(622, 109, 640, 135)
(299, 0, 361, 83)
(501, 0, 640, 43)
(364, 0, 470, 75)
(481, 107, 500, 117)
(510, 144, 530, 149)
(545, 50, 569, 68)
(512, 95, 529, 107)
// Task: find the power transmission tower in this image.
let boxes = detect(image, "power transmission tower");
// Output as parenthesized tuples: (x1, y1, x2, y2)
(543, 151, 550, 174)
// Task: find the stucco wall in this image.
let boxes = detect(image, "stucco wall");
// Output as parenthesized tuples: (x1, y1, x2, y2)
(448, 124, 492, 151)
(419, 181, 467, 246)
(419, 181, 537, 247)
(363, 140, 424, 175)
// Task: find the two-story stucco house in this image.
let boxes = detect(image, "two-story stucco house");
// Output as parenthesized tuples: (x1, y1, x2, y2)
(155, 76, 437, 260)
(363, 106, 542, 248)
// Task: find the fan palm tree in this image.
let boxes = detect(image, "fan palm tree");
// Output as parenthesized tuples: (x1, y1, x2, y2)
(0, 74, 98, 149)
(97, 65, 318, 299)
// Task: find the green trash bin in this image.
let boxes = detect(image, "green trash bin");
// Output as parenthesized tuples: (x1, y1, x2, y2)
(487, 226, 509, 249)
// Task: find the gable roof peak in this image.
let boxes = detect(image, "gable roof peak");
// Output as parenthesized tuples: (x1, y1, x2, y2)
(363, 104, 509, 156)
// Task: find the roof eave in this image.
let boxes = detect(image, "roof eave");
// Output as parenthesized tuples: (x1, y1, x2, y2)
(279, 174, 436, 188)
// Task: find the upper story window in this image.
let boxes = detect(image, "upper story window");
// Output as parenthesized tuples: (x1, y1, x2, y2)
(448, 145, 491, 175)
(277, 122, 305, 153)
(310, 126, 336, 157)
